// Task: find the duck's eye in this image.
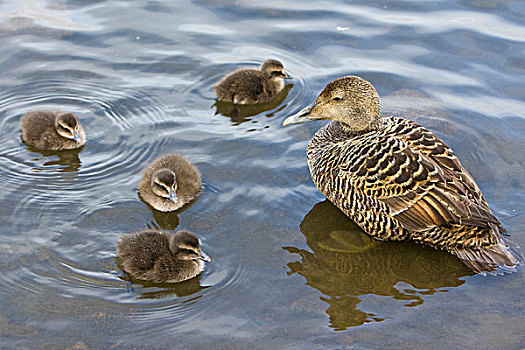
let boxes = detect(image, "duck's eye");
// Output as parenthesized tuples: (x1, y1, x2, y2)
(333, 97, 342, 101)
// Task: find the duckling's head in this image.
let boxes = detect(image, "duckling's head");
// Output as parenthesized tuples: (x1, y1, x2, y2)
(169, 230, 211, 262)
(55, 113, 82, 143)
(283, 76, 382, 133)
(151, 168, 179, 203)
(260, 59, 288, 82)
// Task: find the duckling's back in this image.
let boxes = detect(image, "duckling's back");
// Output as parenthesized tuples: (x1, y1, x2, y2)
(21, 111, 57, 149)
(117, 230, 204, 283)
(116, 231, 168, 271)
(215, 69, 273, 104)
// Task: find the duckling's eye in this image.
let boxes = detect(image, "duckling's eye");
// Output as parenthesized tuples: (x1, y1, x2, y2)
(58, 124, 72, 134)
(153, 181, 168, 193)
(332, 97, 342, 101)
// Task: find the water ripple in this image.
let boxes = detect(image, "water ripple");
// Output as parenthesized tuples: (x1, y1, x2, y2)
(0, 0, 524, 347)
(0, 77, 172, 220)
(172, 52, 313, 134)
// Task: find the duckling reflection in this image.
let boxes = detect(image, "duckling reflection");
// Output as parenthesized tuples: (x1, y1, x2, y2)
(214, 84, 293, 124)
(144, 208, 181, 231)
(284, 200, 473, 330)
(20, 110, 86, 150)
(27, 145, 83, 173)
(121, 274, 209, 299)
(116, 229, 211, 284)
(215, 59, 289, 105)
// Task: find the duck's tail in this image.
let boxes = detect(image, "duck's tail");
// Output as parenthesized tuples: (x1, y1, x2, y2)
(453, 232, 523, 275)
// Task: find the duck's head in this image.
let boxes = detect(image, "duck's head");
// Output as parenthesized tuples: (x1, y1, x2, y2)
(283, 76, 382, 132)
(55, 112, 82, 143)
(261, 59, 289, 82)
(151, 168, 179, 203)
(169, 230, 211, 262)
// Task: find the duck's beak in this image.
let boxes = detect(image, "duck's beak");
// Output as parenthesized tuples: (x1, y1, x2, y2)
(282, 101, 320, 126)
(73, 130, 81, 143)
(284, 73, 293, 80)
(199, 250, 211, 262)
(169, 189, 179, 203)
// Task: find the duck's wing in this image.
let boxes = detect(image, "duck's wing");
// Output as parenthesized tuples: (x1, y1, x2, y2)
(339, 118, 502, 233)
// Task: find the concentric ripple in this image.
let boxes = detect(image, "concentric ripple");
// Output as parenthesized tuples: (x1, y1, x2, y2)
(0, 72, 255, 340)
(1, 0, 524, 348)
(0, 239, 249, 342)
(0, 77, 175, 222)
(0, 76, 197, 319)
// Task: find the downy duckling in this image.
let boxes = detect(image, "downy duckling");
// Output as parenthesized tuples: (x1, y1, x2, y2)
(116, 229, 211, 283)
(215, 59, 289, 104)
(283, 75, 522, 275)
(138, 153, 202, 212)
(214, 83, 294, 124)
(20, 110, 86, 150)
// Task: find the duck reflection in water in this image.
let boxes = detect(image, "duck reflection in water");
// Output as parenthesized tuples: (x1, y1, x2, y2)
(123, 274, 209, 300)
(139, 186, 205, 231)
(284, 200, 473, 330)
(213, 84, 293, 124)
(27, 145, 83, 173)
(141, 201, 181, 231)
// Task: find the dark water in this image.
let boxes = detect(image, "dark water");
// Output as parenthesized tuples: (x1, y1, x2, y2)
(0, 1, 524, 349)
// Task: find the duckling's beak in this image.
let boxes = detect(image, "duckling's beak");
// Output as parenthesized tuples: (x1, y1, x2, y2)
(282, 101, 320, 126)
(73, 131, 81, 143)
(199, 250, 211, 262)
(169, 189, 179, 203)
(284, 73, 293, 80)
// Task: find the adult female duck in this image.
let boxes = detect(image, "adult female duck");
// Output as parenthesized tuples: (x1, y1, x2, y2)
(283, 75, 521, 274)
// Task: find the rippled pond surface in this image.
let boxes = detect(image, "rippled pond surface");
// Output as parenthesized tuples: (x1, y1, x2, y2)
(1, 0, 524, 348)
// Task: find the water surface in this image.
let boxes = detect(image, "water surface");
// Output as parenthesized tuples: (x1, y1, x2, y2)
(0, 0, 524, 349)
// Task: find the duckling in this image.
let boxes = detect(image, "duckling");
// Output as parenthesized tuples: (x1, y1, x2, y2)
(214, 83, 294, 124)
(214, 59, 288, 104)
(20, 110, 86, 150)
(116, 229, 211, 283)
(283, 75, 522, 275)
(138, 153, 201, 212)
